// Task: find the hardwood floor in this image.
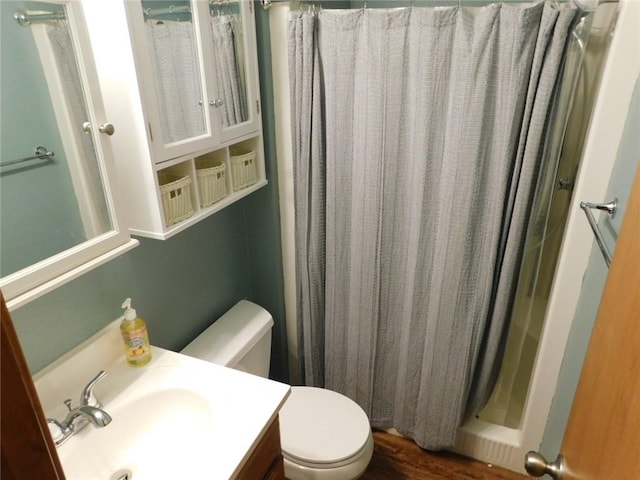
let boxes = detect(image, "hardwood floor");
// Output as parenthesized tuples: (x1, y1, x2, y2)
(361, 431, 529, 480)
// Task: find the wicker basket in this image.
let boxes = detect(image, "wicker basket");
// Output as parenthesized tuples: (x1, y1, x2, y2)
(195, 155, 227, 207)
(158, 173, 194, 226)
(230, 146, 257, 191)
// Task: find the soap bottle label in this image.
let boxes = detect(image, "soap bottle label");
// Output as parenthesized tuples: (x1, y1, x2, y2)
(122, 327, 151, 363)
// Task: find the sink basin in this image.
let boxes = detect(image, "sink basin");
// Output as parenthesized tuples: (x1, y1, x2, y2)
(35, 339, 290, 480)
(59, 386, 214, 479)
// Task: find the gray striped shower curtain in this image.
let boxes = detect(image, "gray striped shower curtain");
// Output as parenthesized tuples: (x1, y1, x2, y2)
(288, 1, 578, 449)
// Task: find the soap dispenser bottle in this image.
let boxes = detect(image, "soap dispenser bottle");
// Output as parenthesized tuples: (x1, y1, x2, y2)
(120, 298, 152, 367)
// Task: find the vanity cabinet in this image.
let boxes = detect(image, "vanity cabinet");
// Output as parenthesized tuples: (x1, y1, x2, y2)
(237, 415, 285, 480)
(89, 0, 266, 239)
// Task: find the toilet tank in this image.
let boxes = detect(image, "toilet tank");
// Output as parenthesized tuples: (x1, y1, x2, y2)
(181, 300, 274, 378)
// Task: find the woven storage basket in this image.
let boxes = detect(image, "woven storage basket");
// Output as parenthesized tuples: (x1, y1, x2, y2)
(195, 155, 227, 207)
(158, 173, 194, 226)
(230, 146, 257, 191)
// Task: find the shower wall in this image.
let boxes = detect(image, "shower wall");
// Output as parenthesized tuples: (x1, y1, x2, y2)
(540, 75, 640, 457)
(478, 2, 619, 430)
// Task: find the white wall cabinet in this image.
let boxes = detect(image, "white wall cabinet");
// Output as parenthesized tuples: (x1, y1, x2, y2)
(88, 0, 266, 239)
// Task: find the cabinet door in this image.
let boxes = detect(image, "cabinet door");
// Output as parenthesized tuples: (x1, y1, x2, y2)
(126, 0, 260, 163)
(198, 0, 261, 144)
(126, 0, 219, 162)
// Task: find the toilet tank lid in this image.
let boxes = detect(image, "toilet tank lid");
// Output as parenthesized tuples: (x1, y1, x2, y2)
(180, 300, 274, 367)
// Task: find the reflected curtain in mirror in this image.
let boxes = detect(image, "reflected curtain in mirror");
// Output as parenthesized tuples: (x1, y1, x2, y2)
(145, 17, 206, 143)
(46, 23, 111, 237)
(210, 14, 248, 128)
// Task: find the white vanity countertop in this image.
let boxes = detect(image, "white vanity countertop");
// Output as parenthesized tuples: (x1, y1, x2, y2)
(34, 319, 290, 479)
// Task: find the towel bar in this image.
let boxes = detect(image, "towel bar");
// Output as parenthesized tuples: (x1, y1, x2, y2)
(1, 146, 55, 168)
(579, 199, 617, 268)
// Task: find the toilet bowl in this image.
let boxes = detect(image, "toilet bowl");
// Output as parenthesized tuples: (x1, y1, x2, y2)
(280, 386, 373, 480)
(181, 300, 373, 480)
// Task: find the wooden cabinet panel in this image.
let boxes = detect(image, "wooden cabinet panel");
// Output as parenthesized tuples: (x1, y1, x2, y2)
(264, 456, 285, 480)
(236, 415, 285, 480)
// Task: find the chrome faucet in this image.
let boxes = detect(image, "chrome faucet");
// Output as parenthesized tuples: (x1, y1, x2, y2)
(47, 371, 112, 447)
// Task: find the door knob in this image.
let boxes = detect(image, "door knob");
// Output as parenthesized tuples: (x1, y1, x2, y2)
(82, 122, 115, 136)
(99, 123, 115, 136)
(525, 451, 564, 479)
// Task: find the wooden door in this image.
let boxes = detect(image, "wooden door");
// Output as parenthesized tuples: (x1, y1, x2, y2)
(558, 163, 640, 479)
(0, 292, 65, 479)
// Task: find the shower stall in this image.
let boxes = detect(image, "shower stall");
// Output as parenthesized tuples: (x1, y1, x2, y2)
(477, 0, 620, 430)
(268, 0, 629, 472)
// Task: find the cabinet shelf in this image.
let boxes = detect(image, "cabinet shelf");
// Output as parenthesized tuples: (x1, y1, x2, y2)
(130, 134, 266, 240)
(133, 178, 267, 240)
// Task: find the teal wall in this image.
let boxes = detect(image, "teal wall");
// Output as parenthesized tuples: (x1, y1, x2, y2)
(9, 4, 289, 383)
(539, 75, 640, 457)
(13, 203, 248, 369)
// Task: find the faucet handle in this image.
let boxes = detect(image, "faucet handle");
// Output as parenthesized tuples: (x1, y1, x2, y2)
(80, 370, 108, 407)
(46, 418, 65, 445)
(63, 399, 73, 411)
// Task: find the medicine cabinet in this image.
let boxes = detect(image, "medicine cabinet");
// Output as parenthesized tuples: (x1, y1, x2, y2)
(0, 0, 138, 310)
(87, 0, 266, 239)
(127, 0, 261, 161)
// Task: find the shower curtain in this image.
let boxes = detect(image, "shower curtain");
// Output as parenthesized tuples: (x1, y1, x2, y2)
(289, 1, 578, 449)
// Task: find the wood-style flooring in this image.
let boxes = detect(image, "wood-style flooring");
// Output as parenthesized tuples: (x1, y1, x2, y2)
(361, 431, 529, 480)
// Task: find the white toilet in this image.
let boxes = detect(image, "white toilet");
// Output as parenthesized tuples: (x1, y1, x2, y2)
(181, 300, 374, 480)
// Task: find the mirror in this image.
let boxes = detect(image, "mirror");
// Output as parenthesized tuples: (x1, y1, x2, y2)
(208, 0, 249, 129)
(139, 0, 249, 142)
(1, 1, 110, 276)
(140, 0, 208, 144)
(0, 1, 136, 308)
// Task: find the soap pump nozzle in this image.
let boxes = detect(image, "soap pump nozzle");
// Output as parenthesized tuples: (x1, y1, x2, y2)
(121, 298, 137, 321)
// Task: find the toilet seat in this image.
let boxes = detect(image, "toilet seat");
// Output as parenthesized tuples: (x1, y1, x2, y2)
(279, 387, 372, 469)
(281, 435, 374, 480)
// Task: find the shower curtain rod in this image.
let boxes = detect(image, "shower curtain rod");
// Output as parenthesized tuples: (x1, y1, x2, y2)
(143, 5, 192, 20)
(142, 2, 238, 21)
(259, 0, 618, 10)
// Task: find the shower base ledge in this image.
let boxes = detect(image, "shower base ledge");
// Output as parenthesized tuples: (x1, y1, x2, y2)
(454, 419, 526, 474)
